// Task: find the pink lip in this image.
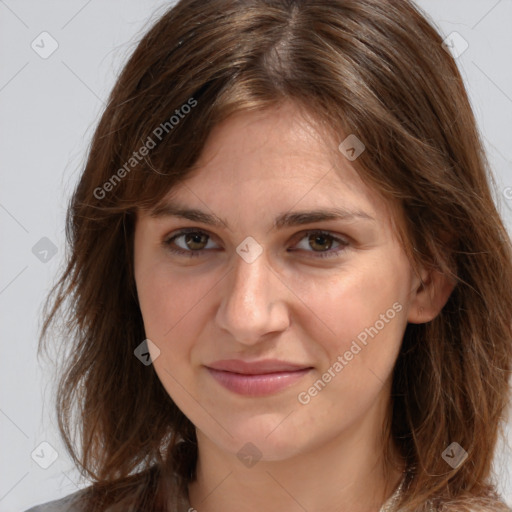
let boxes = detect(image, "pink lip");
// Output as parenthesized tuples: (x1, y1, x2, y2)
(206, 359, 313, 396)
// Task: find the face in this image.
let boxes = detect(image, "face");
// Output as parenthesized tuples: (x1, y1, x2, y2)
(133, 102, 422, 462)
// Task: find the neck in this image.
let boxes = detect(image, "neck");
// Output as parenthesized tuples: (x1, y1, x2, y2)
(187, 393, 405, 512)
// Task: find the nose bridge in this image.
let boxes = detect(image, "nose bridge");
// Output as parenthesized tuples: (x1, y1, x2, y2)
(215, 247, 289, 343)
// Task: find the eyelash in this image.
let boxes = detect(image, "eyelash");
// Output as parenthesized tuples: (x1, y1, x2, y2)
(163, 228, 349, 259)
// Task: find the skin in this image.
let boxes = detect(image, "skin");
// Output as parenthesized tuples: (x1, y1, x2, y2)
(133, 101, 454, 512)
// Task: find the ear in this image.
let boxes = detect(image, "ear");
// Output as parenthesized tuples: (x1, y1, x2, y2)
(407, 264, 456, 324)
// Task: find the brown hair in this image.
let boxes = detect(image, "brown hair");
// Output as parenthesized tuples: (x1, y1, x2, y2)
(40, 0, 512, 510)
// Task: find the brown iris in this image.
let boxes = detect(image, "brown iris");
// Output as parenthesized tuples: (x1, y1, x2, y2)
(308, 233, 333, 252)
(183, 232, 209, 250)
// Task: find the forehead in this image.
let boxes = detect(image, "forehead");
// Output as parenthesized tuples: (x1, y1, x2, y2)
(146, 103, 398, 235)
(189, 103, 352, 186)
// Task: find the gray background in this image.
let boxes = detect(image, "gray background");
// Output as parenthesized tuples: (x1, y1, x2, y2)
(0, 1, 511, 510)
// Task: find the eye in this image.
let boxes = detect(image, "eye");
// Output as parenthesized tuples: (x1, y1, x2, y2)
(291, 230, 349, 258)
(163, 228, 349, 259)
(163, 228, 219, 257)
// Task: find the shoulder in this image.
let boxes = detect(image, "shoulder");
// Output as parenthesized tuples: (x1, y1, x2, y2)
(23, 465, 190, 512)
(24, 487, 89, 512)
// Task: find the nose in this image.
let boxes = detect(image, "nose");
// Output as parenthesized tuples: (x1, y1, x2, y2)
(215, 247, 290, 345)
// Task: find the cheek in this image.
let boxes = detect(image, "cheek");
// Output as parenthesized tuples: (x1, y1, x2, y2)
(302, 258, 410, 371)
(293, 267, 408, 431)
(135, 266, 210, 407)
(136, 262, 221, 369)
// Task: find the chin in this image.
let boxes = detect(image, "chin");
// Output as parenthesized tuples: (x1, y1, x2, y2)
(198, 412, 307, 460)
(228, 432, 305, 462)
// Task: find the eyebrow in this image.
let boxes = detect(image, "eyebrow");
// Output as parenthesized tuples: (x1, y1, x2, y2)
(150, 200, 375, 230)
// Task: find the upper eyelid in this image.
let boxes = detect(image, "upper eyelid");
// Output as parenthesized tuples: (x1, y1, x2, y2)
(165, 227, 219, 243)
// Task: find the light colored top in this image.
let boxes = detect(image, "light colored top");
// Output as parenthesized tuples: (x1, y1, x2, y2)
(24, 488, 87, 512)
(24, 474, 427, 512)
(24, 485, 191, 512)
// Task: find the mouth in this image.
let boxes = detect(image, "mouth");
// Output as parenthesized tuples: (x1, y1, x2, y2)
(205, 359, 313, 396)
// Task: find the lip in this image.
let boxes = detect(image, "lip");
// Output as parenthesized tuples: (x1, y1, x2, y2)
(205, 359, 313, 396)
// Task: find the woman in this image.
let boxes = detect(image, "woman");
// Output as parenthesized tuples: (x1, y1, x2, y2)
(27, 0, 512, 510)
